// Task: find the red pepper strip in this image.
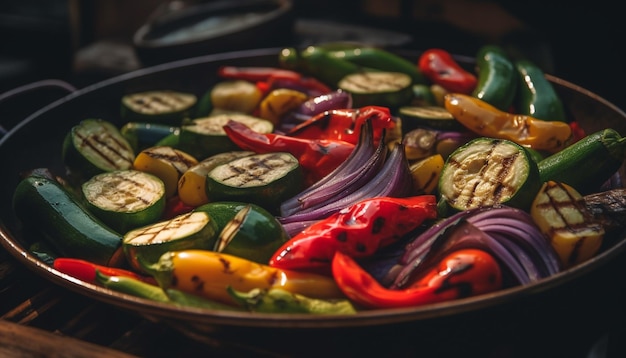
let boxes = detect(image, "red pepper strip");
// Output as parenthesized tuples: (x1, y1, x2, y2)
(53, 258, 157, 285)
(217, 66, 302, 82)
(569, 121, 586, 143)
(269, 195, 438, 275)
(418, 48, 477, 94)
(162, 195, 194, 220)
(223, 120, 355, 186)
(266, 75, 332, 97)
(286, 106, 395, 145)
(331, 249, 502, 309)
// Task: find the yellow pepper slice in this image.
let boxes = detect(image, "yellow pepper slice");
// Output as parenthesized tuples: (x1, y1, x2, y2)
(258, 88, 308, 125)
(145, 250, 344, 305)
(133, 146, 198, 198)
(409, 154, 444, 195)
(530, 180, 604, 268)
(444, 93, 572, 153)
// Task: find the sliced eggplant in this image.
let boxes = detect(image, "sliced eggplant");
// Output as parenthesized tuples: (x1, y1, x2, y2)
(82, 169, 166, 234)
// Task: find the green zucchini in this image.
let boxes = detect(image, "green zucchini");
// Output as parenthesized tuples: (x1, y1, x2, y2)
(514, 59, 566, 122)
(177, 113, 273, 160)
(213, 203, 289, 264)
(438, 137, 541, 212)
(120, 122, 180, 152)
(12, 173, 125, 266)
(338, 71, 413, 108)
(410, 84, 437, 107)
(326, 47, 427, 84)
(62, 118, 135, 181)
(122, 211, 219, 273)
(121, 90, 197, 125)
(205, 152, 304, 214)
(398, 106, 464, 133)
(538, 128, 626, 194)
(82, 169, 166, 234)
(471, 45, 517, 111)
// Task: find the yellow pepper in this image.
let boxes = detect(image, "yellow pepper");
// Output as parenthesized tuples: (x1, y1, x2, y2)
(409, 154, 444, 195)
(144, 250, 344, 306)
(530, 181, 604, 268)
(133, 146, 198, 198)
(444, 93, 572, 153)
(258, 88, 308, 125)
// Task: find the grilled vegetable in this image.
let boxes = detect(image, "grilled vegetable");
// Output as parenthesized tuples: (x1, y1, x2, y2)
(82, 170, 166, 233)
(398, 105, 465, 132)
(438, 137, 541, 212)
(213, 203, 289, 264)
(121, 90, 197, 125)
(514, 59, 566, 122)
(444, 93, 572, 153)
(409, 154, 444, 195)
(62, 118, 135, 181)
(227, 287, 357, 314)
(418, 48, 477, 94)
(209, 79, 263, 114)
(12, 173, 124, 266)
(531, 181, 604, 268)
(258, 88, 309, 125)
(141, 250, 345, 306)
(471, 45, 517, 111)
(177, 112, 273, 159)
(537, 128, 626, 194)
(123, 211, 219, 273)
(177, 151, 254, 207)
(133, 146, 198, 198)
(583, 188, 626, 234)
(96, 270, 170, 303)
(205, 152, 304, 214)
(120, 122, 180, 152)
(54, 257, 156, 285)
(279, 46, 362, 87)
(337, 71, 413, 108)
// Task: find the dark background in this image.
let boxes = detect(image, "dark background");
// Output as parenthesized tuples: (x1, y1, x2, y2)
(1, 0, 624, 109)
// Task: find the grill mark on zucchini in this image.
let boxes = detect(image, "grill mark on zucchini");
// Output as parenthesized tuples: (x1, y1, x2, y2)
(536, 181, 597, 234)
(146, 147, 197, 175)
(218, 153, 294, 187)
(129, 92, 193, 114)
(129, 211, 203, 245)
(75, 128, 134, 169)
(446, 140, 522, 208)
(91, 171, 157, 209)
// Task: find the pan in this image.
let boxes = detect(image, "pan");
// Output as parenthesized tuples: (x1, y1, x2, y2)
(1, 47, 626, 356)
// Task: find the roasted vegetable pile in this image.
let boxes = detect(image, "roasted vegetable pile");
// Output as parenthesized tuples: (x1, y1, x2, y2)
(13, 43, 626, 314)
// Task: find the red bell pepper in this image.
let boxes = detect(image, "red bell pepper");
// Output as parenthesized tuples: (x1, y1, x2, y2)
(53, 258, 157, 285)
(331, 248, 502, 309)
(285, 106, 395, 145)
(269, 195, 438, 275)
(223, 120, 355, 186)
(162, 195, 194, 220)
(418, 48, 477, 94)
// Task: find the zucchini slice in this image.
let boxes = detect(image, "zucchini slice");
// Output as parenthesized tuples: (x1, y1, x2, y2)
(120, 122, 180, 152)
(338, 71, 413, 108)
(133, 146, 199, 198)
(123, 211, 218, 273)
(62, 118, 135, 180)
(177, 112, 273, 160)
(177, 150, 254, 207)
(82, 170, 166, 234)
(205, 152, 304, 214)
(439, 137, 541, 212)
(213, 203, 290, 264)
(121, 90, 197, 125)
(398, 106, 464, 132)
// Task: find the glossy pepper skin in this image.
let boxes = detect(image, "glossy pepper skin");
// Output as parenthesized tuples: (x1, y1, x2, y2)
(53, 257, 156, 285)
(471, 45, 517, 111)
(444, 93, 572, 153)
(285, 106, 395, 145)
(217, 66, 332, 97)
(514, 59, 566, 122)
(143, 250, 345, 306)
(418, 48, 477, 94)
(331, 249, 502, 309)
(223, 120, 355, 186)
(269, 195, 438, 275)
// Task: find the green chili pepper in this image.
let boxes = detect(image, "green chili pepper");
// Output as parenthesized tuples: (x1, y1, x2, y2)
(165, 289, 242, 311)
(514, 59, 566, 122)
(471, 45, 517, 111)
(279, 46, 362, 87)
(226, 286, 357, 314)
(95, 270, 170, 303)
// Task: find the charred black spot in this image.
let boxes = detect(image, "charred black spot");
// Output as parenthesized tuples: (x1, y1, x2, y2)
(371, 217, 386, 235)
(336, 231, 348, 243)
(191, 275, 205, 292)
